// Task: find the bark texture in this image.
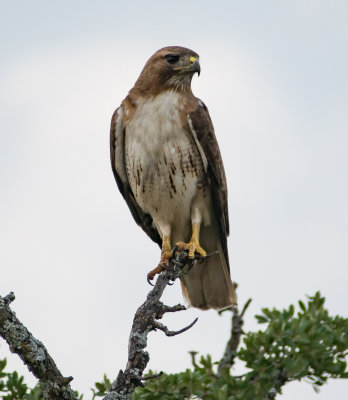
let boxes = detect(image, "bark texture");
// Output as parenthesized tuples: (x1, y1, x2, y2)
(217, 295, 252, 375)
(0, 292, 77, 400)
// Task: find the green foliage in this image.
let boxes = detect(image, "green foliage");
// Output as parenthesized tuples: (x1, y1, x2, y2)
(0, 358, 40, 400)
(132, 292, 348, 400)
(1, 292, 347, 399)
(241, 292, 348, 394)
(0, 359, 83, 400)
(91, 374, 111, 399)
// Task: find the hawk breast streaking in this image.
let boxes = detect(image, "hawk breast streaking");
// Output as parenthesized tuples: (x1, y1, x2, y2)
(110, 46, 236, 309)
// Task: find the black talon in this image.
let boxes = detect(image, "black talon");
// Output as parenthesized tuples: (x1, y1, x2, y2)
(147, 276, 155, 286)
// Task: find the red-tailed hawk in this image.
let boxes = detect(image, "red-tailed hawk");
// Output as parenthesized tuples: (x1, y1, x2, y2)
(110, 46, 236, 309)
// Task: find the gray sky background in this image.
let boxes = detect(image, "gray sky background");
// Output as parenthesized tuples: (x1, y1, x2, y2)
(1, 1, 347, 399)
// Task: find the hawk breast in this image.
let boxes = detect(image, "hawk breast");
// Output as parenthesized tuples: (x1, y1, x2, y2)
(124, 91, 206, 233)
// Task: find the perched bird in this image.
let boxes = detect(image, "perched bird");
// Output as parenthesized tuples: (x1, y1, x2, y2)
(110, 46, 236, 309)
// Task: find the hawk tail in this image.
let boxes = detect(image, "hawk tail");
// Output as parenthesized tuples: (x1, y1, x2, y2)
(180, 224, 237, 310)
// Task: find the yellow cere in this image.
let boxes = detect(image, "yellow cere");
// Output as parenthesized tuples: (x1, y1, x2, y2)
(190, 56, 197, 63)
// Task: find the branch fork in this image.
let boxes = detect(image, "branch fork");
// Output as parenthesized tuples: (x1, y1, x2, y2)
(104, 249, 196, 399)
(0, 250, 195, 400)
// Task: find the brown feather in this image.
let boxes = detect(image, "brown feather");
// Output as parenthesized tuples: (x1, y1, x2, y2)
(131, 46, 199, 97)
(180, 100, 236, 308)
(181, 221, 236, 310)
(110, 107, 161, 246)
(188, 102, 230, 269)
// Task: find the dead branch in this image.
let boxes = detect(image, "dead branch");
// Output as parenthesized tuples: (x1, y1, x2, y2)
(103, 249, 194, 399)
(0, 292, 78, 400)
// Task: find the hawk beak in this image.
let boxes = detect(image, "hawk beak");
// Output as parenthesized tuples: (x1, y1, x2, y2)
(191, 60, 201, 76)
(189, 56, 201, 76)
(173, 56, 201, 76)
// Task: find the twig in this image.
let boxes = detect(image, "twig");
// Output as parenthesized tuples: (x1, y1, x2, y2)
(240, 298, 252, 318)
(265, 368, 288, 399)
(189, 351, 199, 368)
(153, 318, 198, 336)
(140, 371, 163, 381)
(3, 292, 15, 305)
(103, 249, 195, 400)
(155, 303, 186, 319)
(217, 296, 252, 375)
(0, 293, 78, 400)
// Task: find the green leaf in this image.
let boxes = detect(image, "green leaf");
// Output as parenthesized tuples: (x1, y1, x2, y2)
(255, 315, 268, 324)
(299, 300, 306, 311)
(289, 304, 295, 317)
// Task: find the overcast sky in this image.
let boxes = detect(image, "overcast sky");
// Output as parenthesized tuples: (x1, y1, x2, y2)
(1, 1, 347, 399)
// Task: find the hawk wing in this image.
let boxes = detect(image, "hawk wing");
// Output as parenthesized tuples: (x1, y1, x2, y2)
(110, 106, 161, 246)
(188, 100, 230, 269)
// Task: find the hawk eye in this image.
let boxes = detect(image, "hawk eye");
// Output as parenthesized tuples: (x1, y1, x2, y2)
(165, 54, 180, 64)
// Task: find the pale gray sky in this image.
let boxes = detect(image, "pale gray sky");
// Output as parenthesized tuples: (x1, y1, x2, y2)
(1, 1, 347, 399)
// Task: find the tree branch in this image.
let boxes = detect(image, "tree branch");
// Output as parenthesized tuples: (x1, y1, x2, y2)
(0, 250, 194, 400)
(0, 293, 78, 400)
(103, 249, 194, 399)
(264, 368, 288, 399)
(217, 295, 252, 375)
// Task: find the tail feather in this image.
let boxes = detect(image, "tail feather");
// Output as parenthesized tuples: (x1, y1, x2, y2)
(180, 224, 237, 310)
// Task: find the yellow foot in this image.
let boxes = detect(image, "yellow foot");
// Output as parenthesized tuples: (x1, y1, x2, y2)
(147, 248, 173, 282)
(175, 240, 207, 260)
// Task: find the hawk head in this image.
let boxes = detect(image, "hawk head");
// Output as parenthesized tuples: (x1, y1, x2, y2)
(133, 46, 200, 94)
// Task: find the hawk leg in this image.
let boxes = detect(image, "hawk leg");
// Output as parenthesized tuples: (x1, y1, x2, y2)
(175, 222, 207, 260)
(147, 235, 173, 281)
